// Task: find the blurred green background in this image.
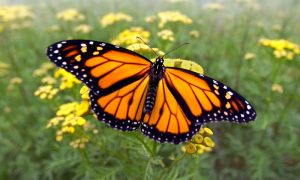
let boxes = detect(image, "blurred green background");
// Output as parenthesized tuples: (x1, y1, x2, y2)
(1, 0, 300, 179)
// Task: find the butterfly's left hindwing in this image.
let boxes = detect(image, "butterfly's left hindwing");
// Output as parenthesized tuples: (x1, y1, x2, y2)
(47, 40, 152, 131)
(141, 79, 202, 144)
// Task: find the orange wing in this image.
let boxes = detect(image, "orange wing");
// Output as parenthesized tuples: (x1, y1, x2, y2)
(47, 40, 152, 130)
(164, 68, 256, 124)
(90, 74, 149, 130)
(47, 40, 151, 95)
(141, 79, 202, 144)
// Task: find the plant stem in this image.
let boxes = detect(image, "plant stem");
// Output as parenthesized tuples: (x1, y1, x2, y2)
(165, 153, 187, 172)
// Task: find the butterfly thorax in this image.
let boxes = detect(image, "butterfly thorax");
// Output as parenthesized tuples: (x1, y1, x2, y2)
(143, 57, 165, 114)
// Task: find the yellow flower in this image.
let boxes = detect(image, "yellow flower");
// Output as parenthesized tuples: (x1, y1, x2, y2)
(34, 85, 59, 99)
(74, 24, 92, 34)
(3, 107, 11, 114)
(70, 138, 89, 149)
(46, 25, 61, 32)
(182, 127, 215, 155)
(80, 85, 90, 100)
(193, 134, 203, 144)
(111, 27, 150, 46)
(56, 102, 78, 116)
(272, 24, 282, 32)
(56, 134, 63, 142)
(76, 101, 90, 117)
(0, 62, 10, 77)
(259, 38, 300, 60)
(41, 76, 56, 85)
(157, 29, 175, 42)
(7, 77, 23, 90)
(271, 83, 283, 93)
(189, 30, 200, 38)
(203, 137, 215, 147)
(127, 43, 165, 56)
(54, 68, 81, 90)
(33, 62, 55, 77)
(234, 0, 260, 10)
(100, 12, 132, 27)
(0, 5, 34, 22)
(144, 15, 156, 23)
(10, 77, 22, 84)
(157, 11, 192, 28)
(244, 52, 256, 60)
(56, 8, 85, 22)
(184, 143, 197, 154)
(203, 3, 225, 11)
(164, 58, 204, 74)
(47, 117, 64, 128)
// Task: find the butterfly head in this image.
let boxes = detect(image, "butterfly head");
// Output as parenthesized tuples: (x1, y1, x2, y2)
(155, 57, 164, 64)
(151, 57, 165, 78)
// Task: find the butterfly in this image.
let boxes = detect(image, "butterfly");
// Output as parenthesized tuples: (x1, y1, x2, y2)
(47, 40, 256, 144)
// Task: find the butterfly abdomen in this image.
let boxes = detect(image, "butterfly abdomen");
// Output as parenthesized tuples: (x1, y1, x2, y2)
(143, 58, 165, 114)
(143, 79, 159, 114)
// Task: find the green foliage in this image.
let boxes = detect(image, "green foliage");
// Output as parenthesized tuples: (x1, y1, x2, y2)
(1, 0, 300, 179)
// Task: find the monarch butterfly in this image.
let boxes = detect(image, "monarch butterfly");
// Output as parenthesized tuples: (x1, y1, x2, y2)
(47, 40, 256, 144)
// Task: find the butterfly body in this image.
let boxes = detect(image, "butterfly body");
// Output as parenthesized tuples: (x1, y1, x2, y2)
(144, 57, 166, 114)
(47, 40, 256, 144)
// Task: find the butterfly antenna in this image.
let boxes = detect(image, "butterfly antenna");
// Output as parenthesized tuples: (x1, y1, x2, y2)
(136, 37, 159, 57)
(162, 42, 190, 58)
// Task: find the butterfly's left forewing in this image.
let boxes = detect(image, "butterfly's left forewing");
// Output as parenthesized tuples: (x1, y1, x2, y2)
(47, 40, 152, 131)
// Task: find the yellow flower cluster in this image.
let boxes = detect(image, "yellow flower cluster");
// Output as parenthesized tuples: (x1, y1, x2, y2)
(183, 127, 215, 154)
(0, 5, 34, 30)
(244, 52, 256, 60)
(70, 138, 89, 149)
(157, 29, 175, 42)
(157, 11, 192, 28)
(47, 90, 89, 138)
(46, 86, 98, 148)
(163, 58, 204, 74)
(56, 8, 85, 22)
(111, 27, 150, 46)
(0, 5, 34, 22)
(271, 83, 284, 93)
(0, 62, 10, 77)
(127, 43, 165, 56)
(259, 38, 300, 60)
(34, 66, 80, 100)
(234, 0, 260, 10)
(189, 30, 200, 38)
(100, 12, 132, 27)
(46, 25, 61, 33)
(54, 68, 81, 90)
(7, 77, 23, 91)
(34, 85, 59, 99)
(74, 24, 92, 34)
(144, 15, 156, 23)
(203, 3, 225, 11)
(33, 62, 55, 77)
